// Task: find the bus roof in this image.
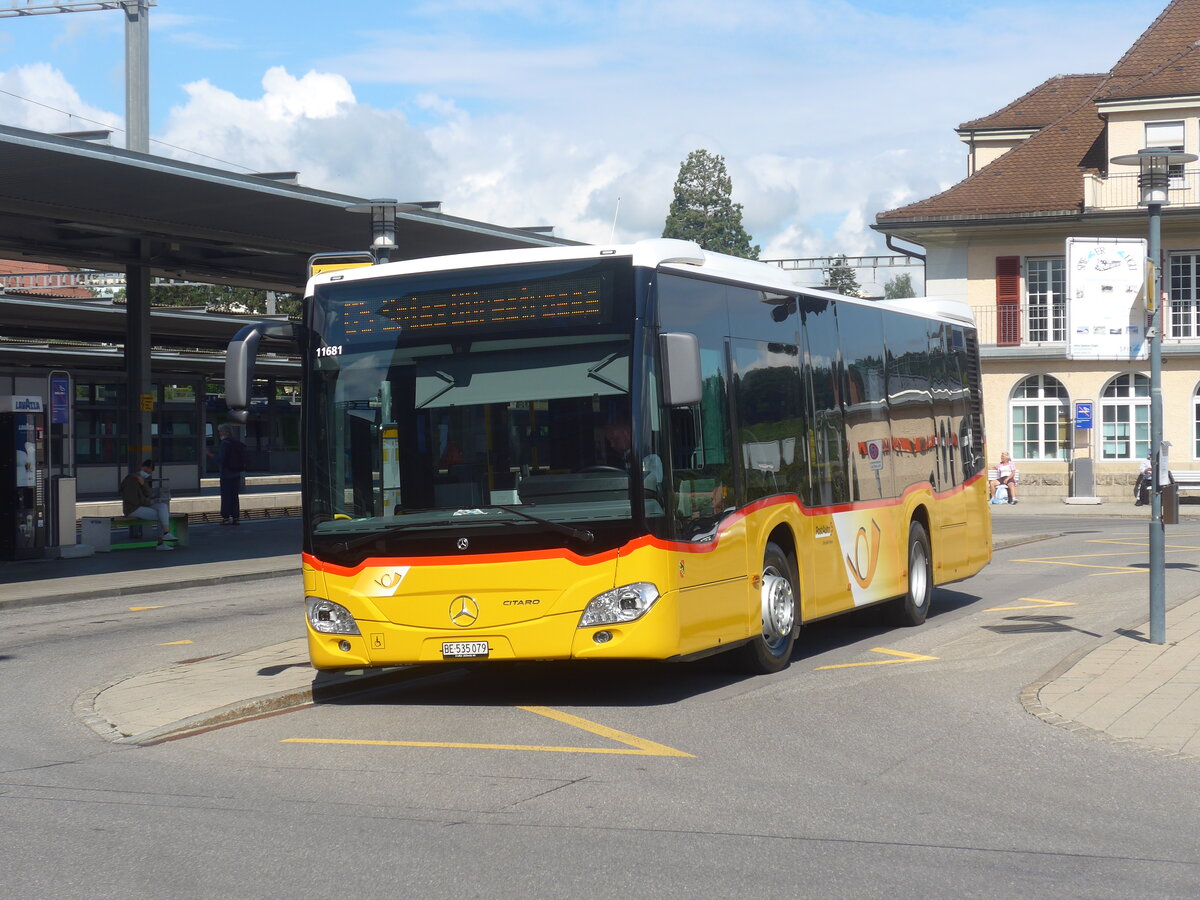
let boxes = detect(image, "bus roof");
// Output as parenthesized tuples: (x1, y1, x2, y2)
(308, 238, 974, 328)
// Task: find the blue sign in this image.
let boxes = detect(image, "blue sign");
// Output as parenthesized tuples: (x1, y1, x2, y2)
(1075, 400, 1094, 430)
(49, 373, 70, 425)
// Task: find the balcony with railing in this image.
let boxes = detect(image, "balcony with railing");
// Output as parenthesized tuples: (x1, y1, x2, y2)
(1084, 168, 1200, 211)
(972, 301, 1200, 351)
(970, 304, 1067, 348)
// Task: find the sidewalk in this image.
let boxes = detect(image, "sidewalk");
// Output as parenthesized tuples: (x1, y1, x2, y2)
(0, 516, 302, 608)
(3, 498, 1197, 758)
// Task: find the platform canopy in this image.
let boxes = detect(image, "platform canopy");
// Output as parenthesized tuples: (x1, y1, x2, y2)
(0, 123, 573, 294)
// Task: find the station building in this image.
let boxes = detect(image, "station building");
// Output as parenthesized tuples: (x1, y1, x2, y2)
(873, 0, 1200, 500)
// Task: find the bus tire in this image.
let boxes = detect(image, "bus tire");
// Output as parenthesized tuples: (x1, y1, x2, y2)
(891, 520, 932, 627)
(737, 541, 798, 674)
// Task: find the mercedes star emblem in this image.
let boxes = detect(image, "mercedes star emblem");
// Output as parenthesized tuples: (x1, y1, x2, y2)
(450, 595, 479, 627)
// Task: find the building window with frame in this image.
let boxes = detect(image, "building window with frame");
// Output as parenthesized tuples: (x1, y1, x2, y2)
(1010, 374, 1069, 460)
(1025, 258, 1065, 343)
(1170, 251, 1200, 338)
(1100, 373, 1150, 460)
(1146, 120, 1187, 187)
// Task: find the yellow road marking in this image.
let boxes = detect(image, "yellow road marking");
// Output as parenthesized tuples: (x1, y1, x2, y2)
(158, 640, 193, 646)
(128, 606, 164, 611)
(282, 706, 694, 758)
(815, 647, 938, 671)
(985, 597, 1077, 612)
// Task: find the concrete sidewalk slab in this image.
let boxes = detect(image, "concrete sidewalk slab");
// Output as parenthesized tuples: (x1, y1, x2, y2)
(1027, 594, 1200, 761)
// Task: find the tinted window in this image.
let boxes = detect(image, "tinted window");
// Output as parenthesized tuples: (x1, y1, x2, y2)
(837, 302, 893, 501)
(658, 273, 735, 540)
(885, 312, 935, 494)
(798, 295, 848, 507)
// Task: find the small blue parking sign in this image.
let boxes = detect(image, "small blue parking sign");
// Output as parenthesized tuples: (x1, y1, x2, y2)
(1075, 400, 1094, 429)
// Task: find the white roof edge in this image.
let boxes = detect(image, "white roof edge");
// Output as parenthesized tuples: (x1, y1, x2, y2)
(879, 296, 976, 326)
(306, 240, 974, 327)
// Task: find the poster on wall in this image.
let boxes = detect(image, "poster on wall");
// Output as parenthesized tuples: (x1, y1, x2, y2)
(1065, 237, 1147, 360)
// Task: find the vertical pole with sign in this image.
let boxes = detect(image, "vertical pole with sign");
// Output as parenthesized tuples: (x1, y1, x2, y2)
(1070, 400, 1096, 499)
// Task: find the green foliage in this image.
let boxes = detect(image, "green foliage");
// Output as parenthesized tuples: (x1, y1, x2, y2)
(822, 255, 863, 297)
(114, 283, 301, 316)
(883, 272, 916, 299)
(663, 149, 760, 259)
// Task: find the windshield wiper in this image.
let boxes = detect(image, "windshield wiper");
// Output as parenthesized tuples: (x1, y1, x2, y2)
(493, 505, 594, 544)
(321, 505, 594, 552)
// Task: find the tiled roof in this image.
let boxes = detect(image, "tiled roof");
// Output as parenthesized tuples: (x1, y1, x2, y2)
(958, 74, 1105, 131)
(877, 0, 1200, 224)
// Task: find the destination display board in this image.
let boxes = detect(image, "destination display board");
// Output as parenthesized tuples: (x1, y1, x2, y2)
(331, 271, 613, 342)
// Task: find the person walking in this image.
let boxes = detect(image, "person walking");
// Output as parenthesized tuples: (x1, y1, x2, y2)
(120, 459, 178, 550)
(210, 424, 245, 525)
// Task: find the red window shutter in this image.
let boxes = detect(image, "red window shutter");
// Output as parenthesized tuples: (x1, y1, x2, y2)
(996, 256, 1021, 346)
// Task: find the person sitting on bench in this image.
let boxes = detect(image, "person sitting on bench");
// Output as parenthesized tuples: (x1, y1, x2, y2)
(120, 459, 178, 551)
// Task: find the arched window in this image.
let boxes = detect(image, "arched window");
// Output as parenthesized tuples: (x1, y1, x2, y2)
(1100, 373, 1150, 460)
(1010, 375, 1069, 460)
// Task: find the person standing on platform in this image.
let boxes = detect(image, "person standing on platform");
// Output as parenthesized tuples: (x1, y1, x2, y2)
(210, 424, 246, 526)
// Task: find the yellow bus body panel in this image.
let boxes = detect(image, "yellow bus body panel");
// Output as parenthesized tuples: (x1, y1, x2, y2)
(303, 475, 991, 670)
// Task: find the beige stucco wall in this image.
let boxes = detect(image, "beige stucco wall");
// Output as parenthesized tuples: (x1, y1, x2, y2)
(1106, 107, 1200, 161)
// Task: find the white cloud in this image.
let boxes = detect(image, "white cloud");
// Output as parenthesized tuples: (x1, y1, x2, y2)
(0, 63, 119, 135)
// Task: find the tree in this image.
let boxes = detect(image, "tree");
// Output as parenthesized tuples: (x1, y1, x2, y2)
(663, 149, 760, 259)
(822, 255, 863, 297)
(883, 272, 916, 299)
(113, 283, 302, 316)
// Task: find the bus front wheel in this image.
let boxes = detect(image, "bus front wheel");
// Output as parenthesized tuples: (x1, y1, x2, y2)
(737, 541, 798, 674)
(891, 521, 932, 627)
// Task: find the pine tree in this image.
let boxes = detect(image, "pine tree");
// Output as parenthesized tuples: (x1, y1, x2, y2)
(663, 149, 760, 259)
(822, 255, 863, 297)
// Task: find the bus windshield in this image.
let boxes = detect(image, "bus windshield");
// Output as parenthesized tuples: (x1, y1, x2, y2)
(305, 259, 657, 550)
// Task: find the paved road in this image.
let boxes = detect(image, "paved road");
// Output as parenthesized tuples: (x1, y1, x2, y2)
(2, 516, 1198, 898)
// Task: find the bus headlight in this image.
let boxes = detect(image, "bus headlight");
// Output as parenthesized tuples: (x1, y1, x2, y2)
(306, 596, 361, 635)
(579, 582, 659, 627)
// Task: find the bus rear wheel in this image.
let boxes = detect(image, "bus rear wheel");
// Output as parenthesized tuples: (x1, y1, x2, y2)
(737, 541, 798, 674)
(890, 521, 932, 626)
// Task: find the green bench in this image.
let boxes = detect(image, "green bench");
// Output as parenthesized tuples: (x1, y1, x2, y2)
(81, 513, 189, 551)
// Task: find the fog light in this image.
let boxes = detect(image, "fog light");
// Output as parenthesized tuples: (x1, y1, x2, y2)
(593, 630, 613, 644)
(338, 640, 352, 652)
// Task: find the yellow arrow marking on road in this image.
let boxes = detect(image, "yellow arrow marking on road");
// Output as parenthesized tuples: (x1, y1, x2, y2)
(128, 605, 164, 611)
(282, 705, 694, 758)
(158, 640, 193, 646)
(815, 647, 938, 670)
(985, 597, 1077, 612)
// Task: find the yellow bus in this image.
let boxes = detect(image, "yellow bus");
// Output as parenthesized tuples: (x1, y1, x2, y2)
(226, 239, 991, 675)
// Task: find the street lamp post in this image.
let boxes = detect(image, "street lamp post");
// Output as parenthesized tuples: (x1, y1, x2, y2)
(1111, 147, 1198, 644)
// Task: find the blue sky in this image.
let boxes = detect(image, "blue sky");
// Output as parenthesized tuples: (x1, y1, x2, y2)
(0, 0, 1172, 290)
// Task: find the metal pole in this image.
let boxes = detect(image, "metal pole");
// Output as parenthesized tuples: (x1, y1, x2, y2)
(1148, 202, 1166, 644)
(123, 0, 150, 153)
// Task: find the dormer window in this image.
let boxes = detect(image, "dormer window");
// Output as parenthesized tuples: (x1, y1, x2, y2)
(1145, 120, 1187, 186)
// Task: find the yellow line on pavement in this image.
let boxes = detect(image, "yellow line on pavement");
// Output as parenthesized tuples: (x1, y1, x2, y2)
(158, 640, 193, 646)
(128, 605, 164, 611)
(816, 647, 938, 670)
(985, 597, 1077, 612)
(282, 706, 694, 758)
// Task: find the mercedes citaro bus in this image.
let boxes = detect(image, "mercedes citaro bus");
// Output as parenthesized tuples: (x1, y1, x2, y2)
(226, 239, 991, 676)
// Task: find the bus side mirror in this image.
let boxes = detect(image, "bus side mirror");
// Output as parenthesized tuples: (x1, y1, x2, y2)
(225, 322, 300, 423)
(659, 332, 703, 407)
